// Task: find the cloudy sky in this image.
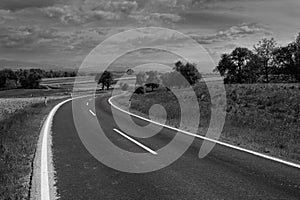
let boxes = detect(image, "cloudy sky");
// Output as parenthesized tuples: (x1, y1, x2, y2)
(0, 0, 299, 72)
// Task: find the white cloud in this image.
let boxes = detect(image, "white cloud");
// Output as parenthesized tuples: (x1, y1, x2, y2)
(192, 23, 271, 44)
(131, 12, 182, 26)
(42, 1, 139, 24)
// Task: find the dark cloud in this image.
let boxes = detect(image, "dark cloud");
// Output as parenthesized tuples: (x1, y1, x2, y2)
(0, 0, 61, 11)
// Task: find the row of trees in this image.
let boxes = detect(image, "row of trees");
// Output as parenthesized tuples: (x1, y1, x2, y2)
(135, 61, 201, 93)
(0, 68, 77, 89)
(215, 33, 300, 84)
(95, 71, 114, 90)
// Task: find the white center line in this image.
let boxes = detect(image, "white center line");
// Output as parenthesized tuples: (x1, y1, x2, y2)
(113, 128, 157, 155)
(89, 109, 96, 116)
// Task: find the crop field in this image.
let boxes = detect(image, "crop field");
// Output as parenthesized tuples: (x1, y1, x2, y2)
(0, 96, 68, 121)
(113, 83, 300, 163)
(41, 76, 95, 86)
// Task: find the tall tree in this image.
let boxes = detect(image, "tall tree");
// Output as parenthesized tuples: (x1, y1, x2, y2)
(215, 48, 254, 84)
(97, 71, 113, 90)
(136, 72, 147, 93)
(231, 47, 254, 83)
(254, 38, 277, 83)
(273, 44, 296, 81)
(173, 61, 201, 86)
(294, 33, 300, 81)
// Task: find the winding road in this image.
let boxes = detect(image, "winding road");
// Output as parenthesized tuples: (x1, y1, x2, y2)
(48, 94, 300, 200)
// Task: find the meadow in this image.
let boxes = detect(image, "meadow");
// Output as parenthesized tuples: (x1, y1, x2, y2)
(113, 83, 300, 163)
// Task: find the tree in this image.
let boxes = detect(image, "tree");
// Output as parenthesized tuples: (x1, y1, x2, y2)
(19, 70, 42, 88)
(97, 71, 113, 90)
(161, 71, 183, 89)
(136, 72, 147, 93)
(273, 44, 296, 81)
(173, 61, 201, 86)
(126, 68, 134, 75)
(245, 54, 262, 83)
(254, 38, 277, 82)
(294, 33, 300, 81)
(214, 47, 254, 84)
(0, 69, 17, 88)
(272, 33, 300, 82)
(231, 47, 254, 83)
(214, 53, 235, 83)
(136, 72, 146, 86)
(145, 71, 160, 91)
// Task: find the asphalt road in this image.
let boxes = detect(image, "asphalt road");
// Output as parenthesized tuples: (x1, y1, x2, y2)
(51, 94, 300, 200)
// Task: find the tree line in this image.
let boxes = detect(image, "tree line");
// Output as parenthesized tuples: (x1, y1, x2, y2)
(127, 61, 201, 94)
(215, 33, 300, 84)
(0, 68, 77, 89)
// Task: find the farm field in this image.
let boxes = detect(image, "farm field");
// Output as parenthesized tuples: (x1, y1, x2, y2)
(113, 83, 300, 163)
(0, 96, 68, 121)
(41, 76, 95, 86)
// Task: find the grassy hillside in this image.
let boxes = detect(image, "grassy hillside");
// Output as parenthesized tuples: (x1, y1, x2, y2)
(114, 83, 300, 163)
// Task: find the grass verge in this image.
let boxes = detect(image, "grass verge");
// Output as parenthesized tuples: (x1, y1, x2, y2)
(0, 98, 68, 199)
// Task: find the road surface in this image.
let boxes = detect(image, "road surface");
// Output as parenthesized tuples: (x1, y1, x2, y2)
(50, 94, 300, 200)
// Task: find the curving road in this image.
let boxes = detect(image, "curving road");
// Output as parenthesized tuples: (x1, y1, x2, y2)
(50, 94, 300, 200)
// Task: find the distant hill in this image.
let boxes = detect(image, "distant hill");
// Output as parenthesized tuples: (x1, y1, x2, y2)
(0, 59, 73, 71)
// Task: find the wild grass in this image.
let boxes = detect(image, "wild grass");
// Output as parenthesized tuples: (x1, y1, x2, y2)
(113, 83, 300, 163)
(0, 98, 67, 199)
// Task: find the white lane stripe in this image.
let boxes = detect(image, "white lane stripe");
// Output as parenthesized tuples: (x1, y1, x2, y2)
(41, 95, 95, 200)
(89, 109, 96, 116)
(109, 93, 300, 169)
(113, 128, 157, 155)
(86, 102, 89, 106)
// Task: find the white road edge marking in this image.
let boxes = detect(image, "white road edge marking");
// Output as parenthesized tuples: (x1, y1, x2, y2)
(109, 92, 300, 169)
(40, 95, 95, 200)
(40, 98, 71, 200)
(89, 109, 96, 116)
(113, 128, 157, 155)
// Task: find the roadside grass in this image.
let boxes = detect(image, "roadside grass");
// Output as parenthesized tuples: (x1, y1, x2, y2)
(0, 88, 70, 98)
(0, 98, 68, 199)
(113, 83, 300, 163)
